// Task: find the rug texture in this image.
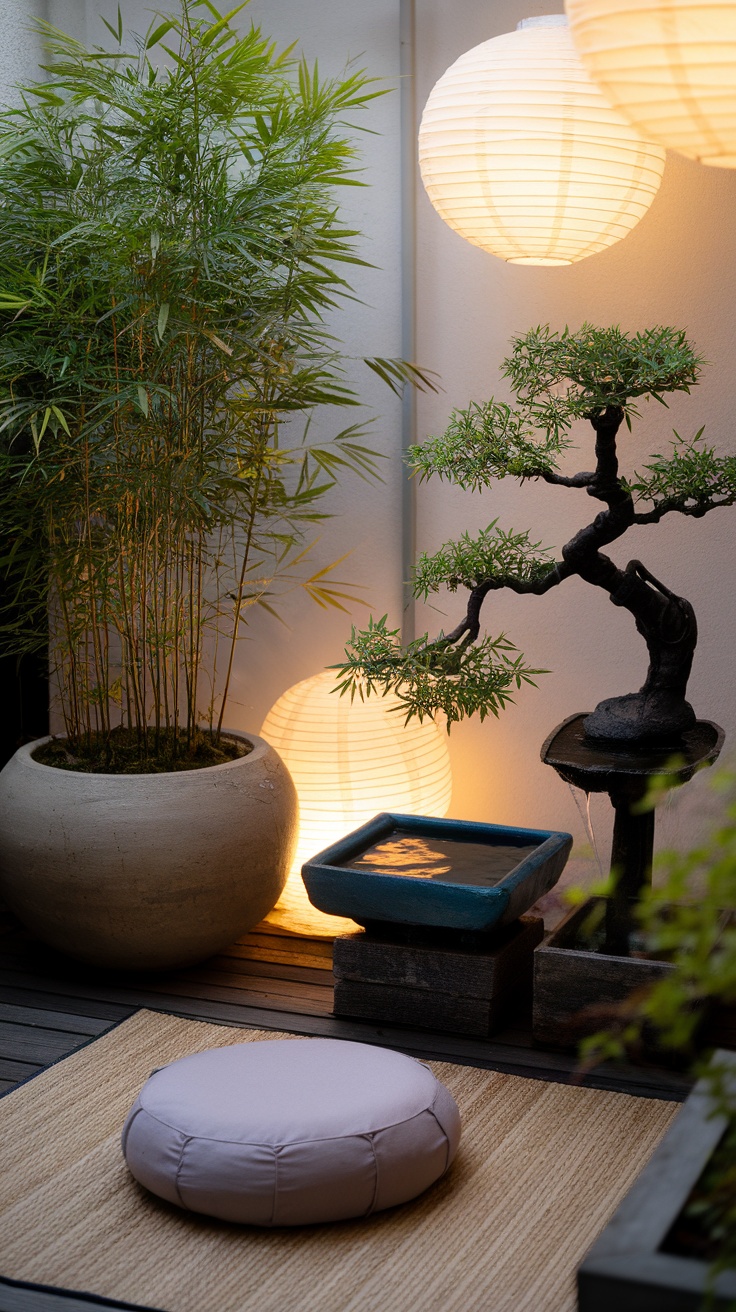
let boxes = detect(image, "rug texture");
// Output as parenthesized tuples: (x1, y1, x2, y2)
(0, 1010, 678, 1312)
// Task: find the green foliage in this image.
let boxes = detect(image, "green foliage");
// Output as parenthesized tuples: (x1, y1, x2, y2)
(407, 327, 707, 500)
(413, 521, 555, 599)
(580, 778, 736, 1068)
(503, 323, 704, 424)
(335, 614, 544, 726)
(408, 400, 564, 490)
(629, 432, 736, 511)
(0, 0, 413, 756)
(578, 775, 736, 1290)
(341, 320, 724, 733)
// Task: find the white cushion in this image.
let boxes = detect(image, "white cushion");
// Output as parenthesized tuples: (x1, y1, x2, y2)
(121, 1038, 461, 1226)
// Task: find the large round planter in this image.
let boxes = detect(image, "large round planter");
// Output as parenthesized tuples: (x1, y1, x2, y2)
(0, 731, 297, 972)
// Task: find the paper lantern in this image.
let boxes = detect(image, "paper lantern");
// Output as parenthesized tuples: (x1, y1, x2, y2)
(260, 670, 453, 935)
(566, 0, 736, 167)
(262, 670, 453, 870)
(418, 14, 665, 265)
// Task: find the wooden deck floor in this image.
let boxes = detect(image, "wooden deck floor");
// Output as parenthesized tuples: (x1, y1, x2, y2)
(0, 905, 696, 1312)
(0, 909, 691, 1103)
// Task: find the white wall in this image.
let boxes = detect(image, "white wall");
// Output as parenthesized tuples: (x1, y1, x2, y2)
(0, 0, 46, 102)
(414, 0, 736, 872)
(5, 1, 736, 877)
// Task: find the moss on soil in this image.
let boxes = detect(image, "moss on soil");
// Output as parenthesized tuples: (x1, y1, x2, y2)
(32, 727, 252, 775)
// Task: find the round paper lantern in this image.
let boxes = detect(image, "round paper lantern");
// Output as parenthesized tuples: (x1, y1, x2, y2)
(261, 670, 453, 876)
(418, 14, 666, 265)
(566, 0, 736, 167)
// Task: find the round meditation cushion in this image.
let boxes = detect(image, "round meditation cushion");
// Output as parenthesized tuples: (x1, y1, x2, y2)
(121, 1037, 461, 1226)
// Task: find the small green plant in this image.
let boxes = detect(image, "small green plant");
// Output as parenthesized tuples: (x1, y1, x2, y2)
(0, 0, 431, 769)
(338, 325, 736, 744)
(579, 775, 736, 1292)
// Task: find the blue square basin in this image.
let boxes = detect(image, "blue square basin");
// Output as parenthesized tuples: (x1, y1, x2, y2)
(301, 813, 572, 932)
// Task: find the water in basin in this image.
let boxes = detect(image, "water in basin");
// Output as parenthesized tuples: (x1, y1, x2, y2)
(342, 830, 538, 887)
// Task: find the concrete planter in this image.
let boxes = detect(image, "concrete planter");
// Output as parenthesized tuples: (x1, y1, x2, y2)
(0, 731, 297, 971)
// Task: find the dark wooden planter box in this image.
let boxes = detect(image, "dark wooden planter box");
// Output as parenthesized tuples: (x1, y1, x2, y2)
(533, 899, 736, 1053)
(578, 1053, 736, 1311)
(533, 897, 675, 1049)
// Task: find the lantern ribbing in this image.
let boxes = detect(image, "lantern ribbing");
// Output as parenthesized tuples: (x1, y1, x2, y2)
(566, 0, 736, 167)
(418, 14, 665, 265)
(260, 670, 453, 875)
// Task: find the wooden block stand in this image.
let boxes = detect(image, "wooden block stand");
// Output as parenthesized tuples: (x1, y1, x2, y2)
(333, 916, 543, 1038)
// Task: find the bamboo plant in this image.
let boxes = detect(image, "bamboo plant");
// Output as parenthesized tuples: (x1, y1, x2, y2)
(0, 0, 427, 772)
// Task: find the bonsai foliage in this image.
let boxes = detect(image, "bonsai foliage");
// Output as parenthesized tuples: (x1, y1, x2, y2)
(339, 324, 736, 741)
(0, 0, 429, 765)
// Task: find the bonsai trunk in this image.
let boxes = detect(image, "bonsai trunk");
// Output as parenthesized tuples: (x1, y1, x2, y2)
(561, 407, 698, 744)
(584, 560, 698, 743)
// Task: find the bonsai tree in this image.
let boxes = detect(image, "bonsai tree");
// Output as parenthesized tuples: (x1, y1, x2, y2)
(339, 324, 736, 743)
(0, 0, 428, 771)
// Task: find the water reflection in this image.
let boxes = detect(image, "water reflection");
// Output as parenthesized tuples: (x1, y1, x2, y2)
(345, 832, 538, 887)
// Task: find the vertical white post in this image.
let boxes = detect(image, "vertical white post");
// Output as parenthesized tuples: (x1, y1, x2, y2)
(400, 0, 416, 645)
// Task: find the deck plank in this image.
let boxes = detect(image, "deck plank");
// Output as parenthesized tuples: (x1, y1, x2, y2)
(0, 1021, 94, 1065)
(0, 1003, 116, 1036)
(0, 987, 135, 1023)
(0, 1056, 41, 1083)
(0, 918, 693, 1101)
(0, 1276, 154, 1311)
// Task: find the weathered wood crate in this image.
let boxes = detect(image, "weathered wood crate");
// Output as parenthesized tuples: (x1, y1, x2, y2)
(532, 898, 673, 1050)
(333, 915, 543, 1038)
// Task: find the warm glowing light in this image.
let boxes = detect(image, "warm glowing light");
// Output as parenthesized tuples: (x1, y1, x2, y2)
(418, 14, 665, 265)
(260, 670, 453, 936)
(566, 0, 736, 167)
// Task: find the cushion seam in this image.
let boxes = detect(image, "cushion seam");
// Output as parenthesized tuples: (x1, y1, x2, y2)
(136, 1101, 438, 1146)
(429, 1088, 453, 1173)
(363, 1134, 380, 1217)
(120, 1104, 141, 1157)
(173, 1134, 193, 1210)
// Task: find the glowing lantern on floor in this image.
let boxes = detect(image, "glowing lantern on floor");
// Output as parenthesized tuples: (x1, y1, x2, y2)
(260, 670, 453, 936)
(261, 670, 453, 869)
(418, 14, 665, 265)
(566, 0, 736, 167)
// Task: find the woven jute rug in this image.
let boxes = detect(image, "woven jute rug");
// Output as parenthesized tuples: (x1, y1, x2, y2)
(0, 1010, 678, 1312)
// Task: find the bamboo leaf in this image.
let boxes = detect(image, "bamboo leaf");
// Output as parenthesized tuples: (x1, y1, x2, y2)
(145, 20, 175, 49)
(157, 302, 169, 341)
(50, 406, 70, 435)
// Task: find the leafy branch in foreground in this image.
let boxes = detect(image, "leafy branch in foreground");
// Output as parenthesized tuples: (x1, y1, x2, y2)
(340, 324, 736, 743)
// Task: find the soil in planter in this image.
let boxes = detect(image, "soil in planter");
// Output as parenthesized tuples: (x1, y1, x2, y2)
(32, 727, 253, 775)
(565, 896, 673, 960)
(661, 1120, 736, 1268)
